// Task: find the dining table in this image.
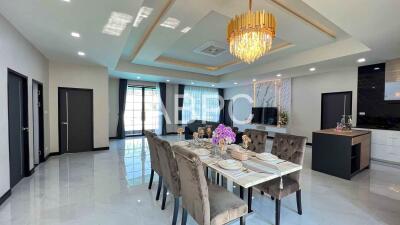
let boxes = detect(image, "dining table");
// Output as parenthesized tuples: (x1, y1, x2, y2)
(161, 136, 303, 213)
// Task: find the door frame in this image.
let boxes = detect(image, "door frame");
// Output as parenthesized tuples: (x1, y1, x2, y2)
(32, 79, 45, 163)
(7, 68, 30, 183)
(58, 87, 94, 153)
(320, 91, 353, 130)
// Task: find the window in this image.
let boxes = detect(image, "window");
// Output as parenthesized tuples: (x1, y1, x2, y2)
(124, 86, 161, 135)
(182, 86, 220, 124)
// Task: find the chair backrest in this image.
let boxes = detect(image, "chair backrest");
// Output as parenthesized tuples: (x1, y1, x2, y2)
(243, 129, 268, 153)
(144, 130, 161, 175)
(153, 137, 181, 197)
(271, 133, 307, 182)
(173, 145, 210, 225)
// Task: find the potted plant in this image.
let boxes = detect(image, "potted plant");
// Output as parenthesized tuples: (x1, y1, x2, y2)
(278, 111, 289, 127)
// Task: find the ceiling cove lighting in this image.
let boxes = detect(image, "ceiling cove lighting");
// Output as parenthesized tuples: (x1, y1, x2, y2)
(62, 0, 71, 2)
(180, 26, 191, 33)
(357, 58, 366, 63)
(309, 67, 316, 72)
(102, 12, 133, 36)
(71, 32, 80, 38)
(78, 51, 85, 56)
(227, 0, 276, 64)
(133, 6, 153, 27)
(160, 17, 180, 29)
(252, 78, 257, 82)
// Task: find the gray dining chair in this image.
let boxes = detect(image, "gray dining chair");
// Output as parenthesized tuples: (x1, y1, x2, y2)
(144, 130, 163, 201)
(173, 145, 248, 225)
(256, 133, 307, 225)
(153, 137, 181, 225)
(243, 129, 268, 153)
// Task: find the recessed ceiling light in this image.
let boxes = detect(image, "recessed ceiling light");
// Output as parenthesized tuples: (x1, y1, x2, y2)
(166, 80, 170, 82)
(309, 67, 316, 72)
(70, 32, 80, 38)
(137, 76, 141, 79)
(234, 82, 238, 85)
(191, 82, 195, 85)
(276, 73, 282, 77)
(102, 12, 133, 36)
(133, 6, 153, 27)
(181, 26, 191, 33)
(78, 51, 85, 56)
(374, 67, 380, 70)
(252, 78, 257, 82)
(357, 58, 366, 63)
(62, 0, 71, 2)
(211, 84, 215, 87)
(160, 17, 180, 29)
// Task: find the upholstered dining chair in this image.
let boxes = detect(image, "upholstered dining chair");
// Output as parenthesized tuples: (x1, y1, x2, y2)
(243, 129, 268, 153)
(144, 131, 163, 201)
(153, 137, 181, 225)
(256, 133, 307, 225)
(172, 145, 248, 225)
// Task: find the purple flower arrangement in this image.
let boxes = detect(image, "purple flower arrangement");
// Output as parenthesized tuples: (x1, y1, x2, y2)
(212, 124, 236, 145)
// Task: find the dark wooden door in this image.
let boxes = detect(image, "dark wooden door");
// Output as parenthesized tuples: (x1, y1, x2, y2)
(59, 88, 93, 153)
(8, 70, 29, 188)
(321, 92, 352, 129)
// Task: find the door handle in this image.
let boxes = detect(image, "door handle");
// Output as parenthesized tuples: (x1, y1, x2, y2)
(61, 122, 68, 125)
(22, 127, 29, 131)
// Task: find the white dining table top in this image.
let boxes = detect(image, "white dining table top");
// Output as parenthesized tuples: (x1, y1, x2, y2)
(163, 138, 302, 189)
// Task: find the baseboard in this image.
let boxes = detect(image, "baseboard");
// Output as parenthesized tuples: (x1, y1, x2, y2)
(166, 132, 178, 135)
(109, 136, 119, 140)
(306, 142, 313, 147)
(28, 167, 35, 176)
(93, 147, 109, 151)
(0, 189, 11, 206)
(44, 152, 61, 161)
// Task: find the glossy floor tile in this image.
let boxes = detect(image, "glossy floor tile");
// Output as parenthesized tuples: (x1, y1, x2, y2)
(0, 136, 399, 225)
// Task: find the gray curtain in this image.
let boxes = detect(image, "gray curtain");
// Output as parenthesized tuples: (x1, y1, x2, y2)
(159, 82, 167, 135)
(218, 88, 225, 124)
(178, 84, 185, 125)
(116, 79, 128, 139)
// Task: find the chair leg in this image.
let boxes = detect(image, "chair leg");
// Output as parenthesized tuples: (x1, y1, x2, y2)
(148, 169, 154, 190)
(156, 177, 163, 201)
(216, 173, 220, 184)
(205, 167, 209, 179)
(247, 187, 253, 213)
(181, 208, 188, 225)
(260, 191, 264, 195)
(296, 190, 303, 215)
(271, 196, 275, 200)
(161, 185, 168, 210)
(275, 199, 281, 225)
(172, 197, 179, 225)
(240, 216, 246, 225)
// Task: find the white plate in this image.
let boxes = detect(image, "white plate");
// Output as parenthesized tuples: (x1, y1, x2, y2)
(256, 153, 278, 161)
(196, 149, 210, 156)
(218, 159, 243, 170)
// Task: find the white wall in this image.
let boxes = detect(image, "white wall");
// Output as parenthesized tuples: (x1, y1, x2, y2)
(0, 14, 49, 196)
(109, 77, 119, 138)
(49, 62, 109, 152)
(291, 67, 358, 142)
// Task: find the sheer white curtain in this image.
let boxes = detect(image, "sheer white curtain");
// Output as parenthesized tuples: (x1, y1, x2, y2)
(182, 86, 220, 124)
(154, 83, 163, 135)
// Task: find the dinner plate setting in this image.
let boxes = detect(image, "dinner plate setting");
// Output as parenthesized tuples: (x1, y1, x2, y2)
(218, 159, 243, 170)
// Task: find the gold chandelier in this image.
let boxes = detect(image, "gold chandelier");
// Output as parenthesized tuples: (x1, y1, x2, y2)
(227, 0, 276, 64)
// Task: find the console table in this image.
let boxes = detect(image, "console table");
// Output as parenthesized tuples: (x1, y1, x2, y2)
(312, 129, 371, 180)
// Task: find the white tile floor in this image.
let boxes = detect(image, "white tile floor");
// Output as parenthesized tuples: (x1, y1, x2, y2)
(0, 136, 399, 225)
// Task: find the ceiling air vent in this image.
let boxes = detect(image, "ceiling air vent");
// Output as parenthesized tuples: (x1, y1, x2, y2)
(193, 41, 227, 57)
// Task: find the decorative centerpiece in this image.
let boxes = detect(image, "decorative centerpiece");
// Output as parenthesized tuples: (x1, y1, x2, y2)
(206, 127, 213, 138)
(198, 127, 205, 138)
(242, 135, 252, 149)
(212, 124, 236, 155)
(177, 127, 185, 140)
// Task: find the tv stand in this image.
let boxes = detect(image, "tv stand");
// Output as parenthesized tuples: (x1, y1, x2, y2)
(236, 123, 287, 137)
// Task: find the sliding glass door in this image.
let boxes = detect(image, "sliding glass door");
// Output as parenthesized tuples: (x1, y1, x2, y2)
(124, 86, 160, 136)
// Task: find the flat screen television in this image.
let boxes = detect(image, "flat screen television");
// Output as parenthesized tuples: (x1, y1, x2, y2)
(251, 107, 263, 124)
(263, 107, 278, 125)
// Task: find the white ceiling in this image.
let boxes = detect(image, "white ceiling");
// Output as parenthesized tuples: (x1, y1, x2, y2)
(1, 0, 399, 87)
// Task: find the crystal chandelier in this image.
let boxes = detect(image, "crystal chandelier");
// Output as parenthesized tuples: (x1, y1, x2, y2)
(227, 0, 276, 64)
